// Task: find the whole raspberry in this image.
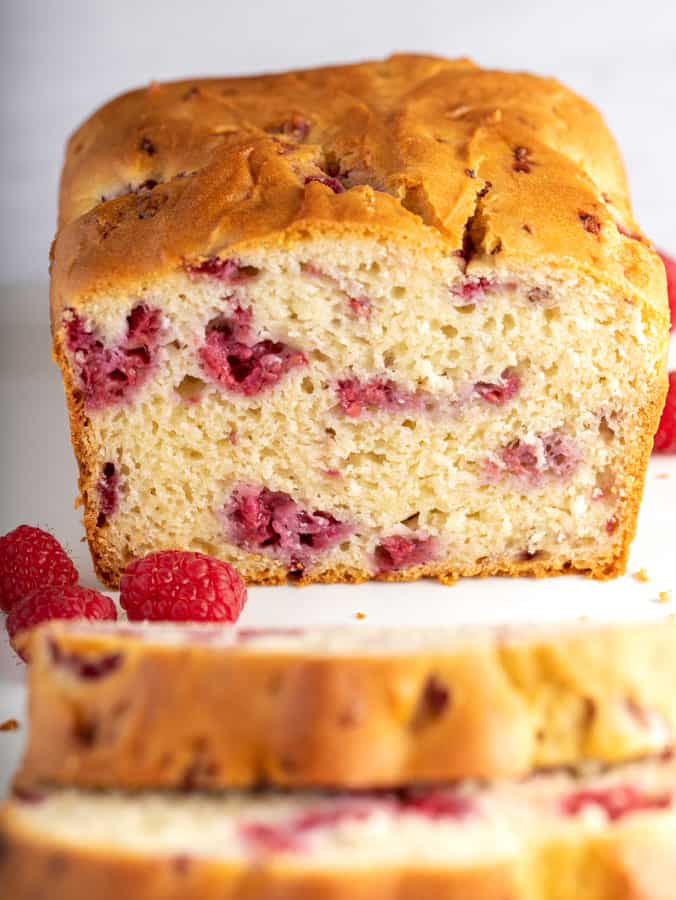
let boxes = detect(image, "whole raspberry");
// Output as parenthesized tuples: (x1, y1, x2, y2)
(0, 525, 78, 613)
(654, 371, 676, 453)
(120, 550, 247, 622)
(658, 250, 676, 331)
(6, 584, 117, 659)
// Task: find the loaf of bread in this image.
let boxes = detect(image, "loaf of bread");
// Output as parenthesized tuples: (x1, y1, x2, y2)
(16, 620, 676, 790)
(3, 757, 675, 899)
(51, 54, 668, 586)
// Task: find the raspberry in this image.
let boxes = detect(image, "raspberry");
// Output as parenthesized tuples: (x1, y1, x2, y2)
(474, 369, 520, 405)
(120, 550, 247, 623)
(304, 174, 345, 193)
(96, 462, 119, 526)
(226, 485, 352, 568)
(200, 307, 306, 395)
(654, 371, 676, 453)
(186, 257, 259, 282)
(64, 304, 163, 409)
(374, 534, 439, 573)
(6, 585, 117, 659)
(561, 785, 672, 822)
(335, 377, 428, 417)
(657, 250, 676, 331)
(0, 525, 78, 613)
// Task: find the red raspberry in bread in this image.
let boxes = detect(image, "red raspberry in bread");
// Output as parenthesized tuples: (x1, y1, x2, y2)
(658, 250, 676, 330)
(120, 550, 247, 623)
(561, 784, 672, 821)
(0, 525, 78, 613)
(6, 585, 117, 659)
(653, 372, 676, 453)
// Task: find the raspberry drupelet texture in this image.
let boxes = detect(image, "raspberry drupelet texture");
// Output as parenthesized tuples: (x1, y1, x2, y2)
(65, 304, 163, 409)
(199, 307, 307, 395)
(654, 371, 676, 453)
(120, 550, 247, 623)
(0, 526, 78, 613)
(6, 585, 117, 658)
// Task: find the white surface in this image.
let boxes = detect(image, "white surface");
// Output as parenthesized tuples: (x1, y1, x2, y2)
(1, 0, 675, 794)
(1, 282, 676, 791)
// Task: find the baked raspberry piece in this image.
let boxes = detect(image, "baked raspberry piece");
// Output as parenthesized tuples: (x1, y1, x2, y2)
(199, 307, 307, 395)
(226, 485, 352, 568)
(335, 377, 427, 417)
(658, 250, 676, 331)
(0, 525, 78, 613)
(653, 371, 676, 453)
(398, 789, 476, 820)
(64, 304, 163, 409)
(561, 784, 672, 821)
(304, 174, 345, 194)
(6, 585, 117, 659)
(488, 431, 581, 486)
(374, 534, 439, 573)
(474, 369, 520, 405)
(96, 463, 119, 526)
(120, 550, 247, 622)
(186, 257, 259, 283)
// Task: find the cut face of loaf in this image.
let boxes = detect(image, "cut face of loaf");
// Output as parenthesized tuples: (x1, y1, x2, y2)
(50, 56, 669, 586)
(16, 620, 676, 790)
(56, 241, 664, 586)
(3, 758, 676, 900)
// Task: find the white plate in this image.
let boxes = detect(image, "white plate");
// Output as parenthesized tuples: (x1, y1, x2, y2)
(1, 283, 675, 793)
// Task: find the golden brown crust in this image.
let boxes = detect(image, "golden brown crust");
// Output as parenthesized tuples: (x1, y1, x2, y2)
(2, 800, 675, 900)
(51, 54, 666, 314)
(15, 621, 676, 790)
(49, 54, 669, 587)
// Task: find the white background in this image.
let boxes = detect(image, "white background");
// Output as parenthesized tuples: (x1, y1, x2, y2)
(1, 0, 675, 783)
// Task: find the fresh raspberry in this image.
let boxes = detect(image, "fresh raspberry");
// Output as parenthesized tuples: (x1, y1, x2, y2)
(0, 525, 78, 613)
(6, 585, 117, 658)
(120, 550, 247, 623)
(658, 250, 676, 331)
(654, 371, 676, 453)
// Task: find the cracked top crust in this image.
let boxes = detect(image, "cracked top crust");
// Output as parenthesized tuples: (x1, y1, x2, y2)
(51, 53, 666, 319)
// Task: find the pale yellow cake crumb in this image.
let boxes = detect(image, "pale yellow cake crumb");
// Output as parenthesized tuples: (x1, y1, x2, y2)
(633, 568, 650, 583)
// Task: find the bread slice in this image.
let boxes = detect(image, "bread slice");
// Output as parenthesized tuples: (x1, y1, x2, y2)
(3, 758, 675, 900)
(16, 620, 676, 790)
(50, 55, 668, 587)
